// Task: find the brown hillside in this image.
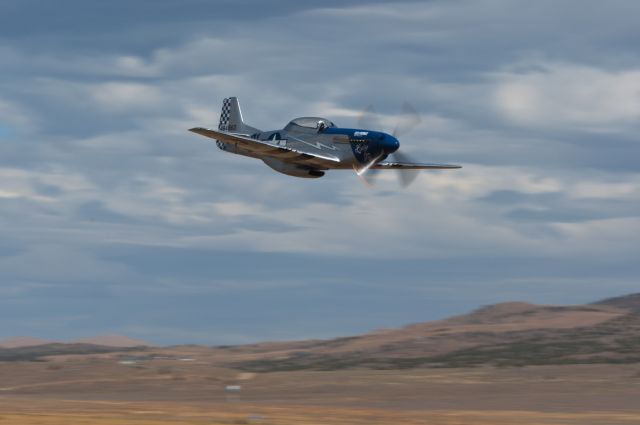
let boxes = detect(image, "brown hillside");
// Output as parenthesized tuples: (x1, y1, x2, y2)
(74, 334, 150, 348)
(594, 293, 640, 313)
(0, 337, 53, 349)
(229, 294, 640, 371)
(2, 294, 638, 371)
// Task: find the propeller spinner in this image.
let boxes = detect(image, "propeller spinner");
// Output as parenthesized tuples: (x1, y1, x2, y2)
(355, 103, 424, 187)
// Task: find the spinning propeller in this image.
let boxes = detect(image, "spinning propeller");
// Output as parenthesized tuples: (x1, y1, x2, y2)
(354, 103, 425, 187)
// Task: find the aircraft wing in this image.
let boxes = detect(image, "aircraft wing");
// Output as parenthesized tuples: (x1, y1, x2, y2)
(372, 162, 461, 170)
(189, 127, 341, 163)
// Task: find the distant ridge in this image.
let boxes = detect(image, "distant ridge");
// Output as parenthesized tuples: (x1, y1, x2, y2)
(74, 334, 150, 348)
(444, 301, 538, 324)
(593, 293, 640, 313)
(230, 292, 640, 371)
(0, 336, 53, 349)
(0, 334, 150, 349)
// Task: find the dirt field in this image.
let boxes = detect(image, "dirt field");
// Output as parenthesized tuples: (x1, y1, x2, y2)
(1, 403, 640, 425)
(1, 359, 639, 424)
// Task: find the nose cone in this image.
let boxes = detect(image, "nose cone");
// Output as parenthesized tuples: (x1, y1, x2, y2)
(382, 134, 400, 154)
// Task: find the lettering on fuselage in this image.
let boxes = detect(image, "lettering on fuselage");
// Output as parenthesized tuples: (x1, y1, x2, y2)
(353, 131, 369, 137)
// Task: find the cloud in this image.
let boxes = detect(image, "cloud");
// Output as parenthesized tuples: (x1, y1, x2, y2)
(89, 82, 168, 112)
(494, 62, 640, 130)
(0, 0, 639, 343)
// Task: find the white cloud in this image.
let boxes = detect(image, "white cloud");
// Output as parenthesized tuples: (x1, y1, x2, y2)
(552, 217, 640, 256)
(150, 165, 638, 262)
(302, 3, 439, 21)
(0, 167, 91, 203)
(571, 179, 640, 200)
(494, 62, 640, 130)
(89, 82, 167, 112)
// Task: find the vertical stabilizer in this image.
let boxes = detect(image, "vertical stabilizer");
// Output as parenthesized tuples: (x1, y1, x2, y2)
(218, 97, 260, 135)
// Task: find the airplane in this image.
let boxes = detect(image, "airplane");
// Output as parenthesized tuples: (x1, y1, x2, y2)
(189, 97, 460, 186)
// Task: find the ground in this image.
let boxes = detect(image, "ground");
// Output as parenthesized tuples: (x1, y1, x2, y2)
(1, 357, 639, 424)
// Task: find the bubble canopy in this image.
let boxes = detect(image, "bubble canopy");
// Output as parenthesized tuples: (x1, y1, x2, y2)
(284, 117, 336, 131)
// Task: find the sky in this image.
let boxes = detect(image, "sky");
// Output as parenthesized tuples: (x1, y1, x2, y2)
(1, 0, 639, 345)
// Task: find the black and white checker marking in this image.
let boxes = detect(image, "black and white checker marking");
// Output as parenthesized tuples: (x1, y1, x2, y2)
(216, 98, 232, 150)
(218, 98, 231, 131)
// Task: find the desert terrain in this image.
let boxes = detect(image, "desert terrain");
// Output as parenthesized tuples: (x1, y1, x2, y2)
(1, 294, 639, 424)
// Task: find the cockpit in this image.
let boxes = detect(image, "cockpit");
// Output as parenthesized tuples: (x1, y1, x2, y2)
(284, 117, 336, 133)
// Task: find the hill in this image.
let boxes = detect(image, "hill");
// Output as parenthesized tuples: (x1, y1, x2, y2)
(0, 334, 150, 350)
(229, 293, 640, 371)
(0, 337, 53, 349)
(593, 293, 640, 313)
(1, 294, 638, 370)
(0, 343, 141, 362)
(73, 334, 150, 348)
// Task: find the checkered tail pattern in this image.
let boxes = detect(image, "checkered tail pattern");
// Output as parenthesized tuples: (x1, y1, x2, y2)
(216, 98, 232, 150)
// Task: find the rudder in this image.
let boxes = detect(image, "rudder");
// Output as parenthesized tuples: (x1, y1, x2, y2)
(217, 97, 260, 135)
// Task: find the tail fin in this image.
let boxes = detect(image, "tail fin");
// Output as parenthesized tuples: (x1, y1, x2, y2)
(218, 97, 261, 135)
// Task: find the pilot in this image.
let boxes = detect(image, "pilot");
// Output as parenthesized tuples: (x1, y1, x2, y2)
(316, 120, 326, 132)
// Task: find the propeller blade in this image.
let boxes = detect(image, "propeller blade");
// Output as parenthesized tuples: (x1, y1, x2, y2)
(357, 104, 382, 130)
(358, 168, 380, 187)
(392, 102, 422, 137)
(392, 151, 420, 187)
(354, 153, 384, 187)
(355, 153, 383, 176)
(356, 101, 430, 188)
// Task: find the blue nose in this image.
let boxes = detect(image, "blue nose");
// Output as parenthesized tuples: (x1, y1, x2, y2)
(382, 134, 400, 154)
